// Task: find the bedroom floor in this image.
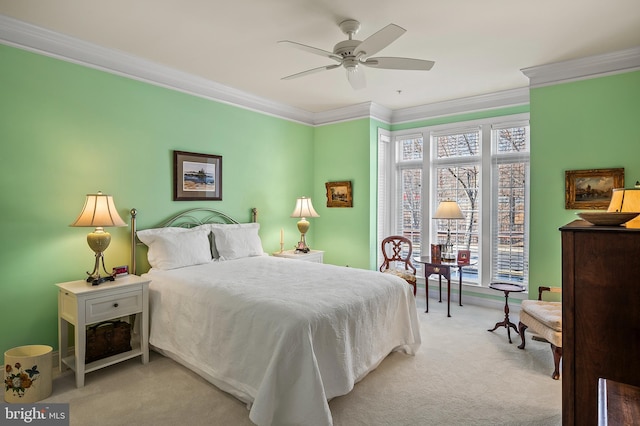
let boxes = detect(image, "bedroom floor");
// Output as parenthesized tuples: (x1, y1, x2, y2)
(42, 289, 561, 425)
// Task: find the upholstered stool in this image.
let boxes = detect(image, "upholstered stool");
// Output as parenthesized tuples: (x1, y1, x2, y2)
(517, 287, 562, 380)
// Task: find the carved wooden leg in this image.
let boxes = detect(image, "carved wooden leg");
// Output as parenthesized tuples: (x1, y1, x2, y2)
(551, 344, 562, 380)
(517, 321, 527, 350)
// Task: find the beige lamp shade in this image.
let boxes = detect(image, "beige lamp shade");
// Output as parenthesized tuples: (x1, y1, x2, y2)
(607, 188, 640, 228)
(70, 192, 126, 228)
(290, 196, 320, 219)
(433, 200, 465, 220)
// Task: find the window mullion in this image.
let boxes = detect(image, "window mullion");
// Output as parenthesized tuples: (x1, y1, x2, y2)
(480, 125, 492, 287)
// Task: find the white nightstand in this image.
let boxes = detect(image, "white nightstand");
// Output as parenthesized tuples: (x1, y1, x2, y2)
(56, 274, 150, 388)
(273, 249, 324, 263)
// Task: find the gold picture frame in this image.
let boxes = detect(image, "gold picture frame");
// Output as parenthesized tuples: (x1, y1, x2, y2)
(325, 181, 353, 207)
(565, 168, 624, 210)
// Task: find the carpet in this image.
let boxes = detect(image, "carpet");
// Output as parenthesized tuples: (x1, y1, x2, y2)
(42, 294, 561, 425)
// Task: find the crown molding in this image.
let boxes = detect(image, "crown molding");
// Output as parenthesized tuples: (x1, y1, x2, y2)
(390, 87, 530, 124)
(0, 14, 315, 125)
(312, 102, 392, 126)
(521, 46, 640, 88)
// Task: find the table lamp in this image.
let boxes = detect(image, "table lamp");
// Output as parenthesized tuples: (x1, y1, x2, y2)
(291, 196, 319, 253)
(70, 191, 126, 285)
(607, 185, 640, 228)
(433, 200, 465, 261)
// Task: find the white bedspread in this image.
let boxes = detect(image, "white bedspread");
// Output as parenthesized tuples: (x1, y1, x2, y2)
(143, 256, 421, 426)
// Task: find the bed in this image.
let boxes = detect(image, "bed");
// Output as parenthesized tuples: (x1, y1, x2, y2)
(132, 208, 421, 426)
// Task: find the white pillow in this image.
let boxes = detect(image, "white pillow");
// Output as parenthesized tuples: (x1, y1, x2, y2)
(210, 223, 265, 261)
(191, 224, 218, 258)
(137, 228, 212, 270)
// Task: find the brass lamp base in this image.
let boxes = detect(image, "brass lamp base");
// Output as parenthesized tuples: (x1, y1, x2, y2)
(86, 252, 115, 286)
(87, 275, 115, 286)
(295, 218, 311, 253)
(295, 235, 310, 253)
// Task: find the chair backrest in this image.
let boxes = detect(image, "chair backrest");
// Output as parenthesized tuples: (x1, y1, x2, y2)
(538, 286, 562, 300)
(379, 236, 417, 274)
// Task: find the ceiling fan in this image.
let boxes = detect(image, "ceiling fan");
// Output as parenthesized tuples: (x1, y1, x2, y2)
(279, 19, 435, 90)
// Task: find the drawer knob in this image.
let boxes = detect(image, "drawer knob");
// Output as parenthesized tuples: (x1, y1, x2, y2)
(113, 303, 119, 308)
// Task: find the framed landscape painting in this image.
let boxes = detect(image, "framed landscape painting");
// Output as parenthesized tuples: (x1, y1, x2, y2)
(173, 150, 222, 201)
(565, 168, 623, 210)
(325, 181, 352, 207)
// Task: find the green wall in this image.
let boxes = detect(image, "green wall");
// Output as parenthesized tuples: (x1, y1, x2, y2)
(0, 45, 315, 353)
(529, 71, 640, 295)
(313, 118, 375, 269)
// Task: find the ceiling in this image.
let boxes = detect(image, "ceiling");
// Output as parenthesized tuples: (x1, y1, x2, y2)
(1, 0, 639, 114)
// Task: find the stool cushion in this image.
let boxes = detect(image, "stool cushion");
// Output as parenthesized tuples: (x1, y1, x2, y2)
(519, 300, 562, 347)
(383, 269, 417, 283)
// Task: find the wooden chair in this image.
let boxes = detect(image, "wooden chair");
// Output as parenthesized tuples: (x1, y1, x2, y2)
(379, 236, 417, 296)
(517, 286, 562, 379)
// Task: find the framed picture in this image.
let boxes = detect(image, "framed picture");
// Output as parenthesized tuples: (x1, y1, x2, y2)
(457, 250, 470, 265)
(565, 168, 623, 210)
(173, 150, 222, 201)
(325, 181, 353, 207)
(430, 244, 442, 263)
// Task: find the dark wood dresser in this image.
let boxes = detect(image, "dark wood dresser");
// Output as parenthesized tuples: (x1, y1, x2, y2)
(560, 220, 640, 425)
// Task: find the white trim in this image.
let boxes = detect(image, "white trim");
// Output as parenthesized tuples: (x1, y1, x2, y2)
(521, 46, 640, 88)
(391, 88, 530, 124)
(313, 102, 392, 126)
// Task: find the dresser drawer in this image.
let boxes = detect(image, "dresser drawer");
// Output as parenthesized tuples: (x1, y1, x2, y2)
(85, 290, 142, 324)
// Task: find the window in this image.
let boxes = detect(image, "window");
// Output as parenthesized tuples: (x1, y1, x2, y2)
(491, 124, 530, 284)
(396, 134, 423, 256)
(432, 129, 480, 280)
(379, 114, 530, 289)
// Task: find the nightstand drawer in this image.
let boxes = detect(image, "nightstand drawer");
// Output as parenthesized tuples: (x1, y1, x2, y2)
(85, 290, 142, 324)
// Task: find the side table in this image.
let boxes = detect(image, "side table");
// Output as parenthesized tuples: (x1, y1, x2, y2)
(272, 249, 324, 263)
(415, 257, 474, 317)
(56, 274, 150, 387)
(487, 282, 525, 343)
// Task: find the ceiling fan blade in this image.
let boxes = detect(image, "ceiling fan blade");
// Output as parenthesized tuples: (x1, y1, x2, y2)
(354, 24, 406, 59)
(363, 57, 435, 71)
(278, 40, 343, 62)
(346, 66, 366, 90)
(282, 64, 341, 80)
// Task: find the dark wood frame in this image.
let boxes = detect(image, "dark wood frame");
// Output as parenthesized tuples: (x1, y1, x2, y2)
(564, 168, 623, 210)
(325, 181, 352, 207)
(173, 150, 222, 201)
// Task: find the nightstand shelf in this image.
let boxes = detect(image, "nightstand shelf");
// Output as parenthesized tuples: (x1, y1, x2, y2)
(60, 337, 143, 375)
(273, 249, 324, 263)
(56, 274, 150, 388)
